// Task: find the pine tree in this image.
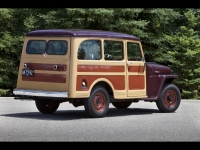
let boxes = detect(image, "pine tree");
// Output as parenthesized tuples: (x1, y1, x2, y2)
(138, 8, 181, 63)
(164, 9, 200, 99)
(0, 9, 25, 96)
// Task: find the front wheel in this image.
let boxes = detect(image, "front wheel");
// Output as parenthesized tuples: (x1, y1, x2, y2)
(35, 100, 60, 114)
(112, 101, 132, 109)
(84, 86, 110, 118)
(156, 84, 181, 113)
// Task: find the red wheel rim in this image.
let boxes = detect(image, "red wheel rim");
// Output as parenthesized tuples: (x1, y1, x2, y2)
(93, 92, 106, 112)
(164, 90, 177, 108)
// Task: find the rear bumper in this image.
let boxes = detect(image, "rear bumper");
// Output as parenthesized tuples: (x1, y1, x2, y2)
(13, 88, 68, 98)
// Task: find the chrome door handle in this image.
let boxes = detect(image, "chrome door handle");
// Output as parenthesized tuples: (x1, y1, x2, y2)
(127, 62, 132, 66)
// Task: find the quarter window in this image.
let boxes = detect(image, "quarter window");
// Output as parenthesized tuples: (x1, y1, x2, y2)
(78, 40, 101, 60)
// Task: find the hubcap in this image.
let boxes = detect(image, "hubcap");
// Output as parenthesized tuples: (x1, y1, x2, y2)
(93, 92, 106, 112)
(164, 90, 177, 108)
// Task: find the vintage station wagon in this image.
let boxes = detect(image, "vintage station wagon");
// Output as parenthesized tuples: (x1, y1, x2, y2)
(13, 29, 181, 118)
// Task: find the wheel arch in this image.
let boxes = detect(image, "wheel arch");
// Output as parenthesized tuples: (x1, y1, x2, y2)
(162, 77, 182, 94)
(157, 76, 180, 99)
(88, 78, 115, 97)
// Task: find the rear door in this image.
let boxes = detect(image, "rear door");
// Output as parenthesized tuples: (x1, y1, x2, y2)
(16, 37, 70, 92)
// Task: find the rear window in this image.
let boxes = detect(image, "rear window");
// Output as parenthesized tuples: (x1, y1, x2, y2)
(46, 40, 68, 55)
(26, 40, 68, 55)
(26, 40, 46, 54)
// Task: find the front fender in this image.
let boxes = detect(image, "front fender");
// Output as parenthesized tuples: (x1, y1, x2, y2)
(144, 75, 179, 100)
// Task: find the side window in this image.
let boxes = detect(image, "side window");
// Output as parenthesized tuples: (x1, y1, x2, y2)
(78, 40, 101, 60)
(104, 40, 123, 61)
(26, 40, 46, 54)
(46, 40, 68, 55)
(127, 42, 142, 61)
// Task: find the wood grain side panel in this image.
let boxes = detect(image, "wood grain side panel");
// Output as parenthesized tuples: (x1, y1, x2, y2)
(129, 75, 144, 89)
(128, 66, 144, 72)
(22, 73, 66, 83)
(25, 63, 67, 71)
(77, 65, 124, 72)
(76, 75, 125, 91)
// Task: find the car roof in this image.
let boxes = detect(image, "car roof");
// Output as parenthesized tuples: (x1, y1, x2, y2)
(26, 29, 140, 41)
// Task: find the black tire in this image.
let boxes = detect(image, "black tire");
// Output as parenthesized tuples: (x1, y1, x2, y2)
(112, 101, 132, 109)
(35, 100, 60, 114)
(84, 86, 110, 118)
(156, 84, 181, 113)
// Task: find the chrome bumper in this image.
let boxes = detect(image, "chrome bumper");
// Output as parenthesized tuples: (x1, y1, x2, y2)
(13, 88, 68, 98)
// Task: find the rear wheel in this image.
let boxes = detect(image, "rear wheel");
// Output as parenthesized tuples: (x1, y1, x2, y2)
(84, 86, 110, 118)
(156, 84, 181, 113)
(35, 100, 60, 114)
(112, 101, 132, 109)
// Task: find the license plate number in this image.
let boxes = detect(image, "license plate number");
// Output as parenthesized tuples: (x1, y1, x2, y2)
(22, 69, 34, 76)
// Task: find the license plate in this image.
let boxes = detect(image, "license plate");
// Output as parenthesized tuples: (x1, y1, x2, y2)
(22, 69, 34, 76)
